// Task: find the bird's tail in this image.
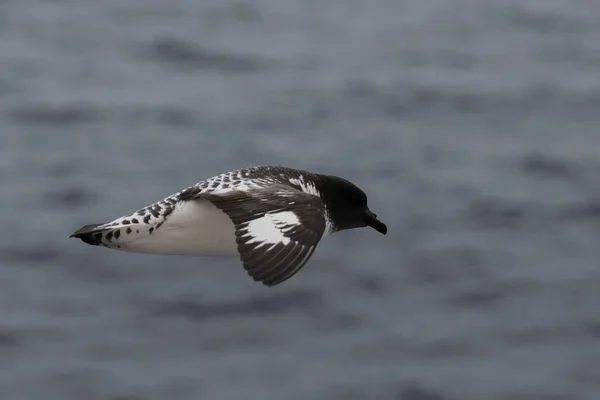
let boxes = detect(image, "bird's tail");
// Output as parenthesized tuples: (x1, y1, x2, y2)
(69, 198, 239, 256)
(69, 224, 112, 246)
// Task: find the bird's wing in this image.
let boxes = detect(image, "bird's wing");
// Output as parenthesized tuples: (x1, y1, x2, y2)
(198, 186, 326, 286)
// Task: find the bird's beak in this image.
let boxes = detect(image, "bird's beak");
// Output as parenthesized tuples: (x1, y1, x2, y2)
(364, 209, 387, 235)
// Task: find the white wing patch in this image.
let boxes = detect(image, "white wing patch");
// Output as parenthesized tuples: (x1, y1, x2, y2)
(288, 175, 320, 197)
(241, 211, 300, 248)
(270, 210, 300, 226)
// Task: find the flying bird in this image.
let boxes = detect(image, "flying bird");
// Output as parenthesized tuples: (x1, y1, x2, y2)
(70, 165, 387, 286)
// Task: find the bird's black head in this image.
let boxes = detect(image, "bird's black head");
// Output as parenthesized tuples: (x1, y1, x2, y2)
(316, 174, 387, 235)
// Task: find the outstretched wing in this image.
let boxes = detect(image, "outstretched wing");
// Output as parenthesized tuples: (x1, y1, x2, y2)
(200, 186, 326, 286)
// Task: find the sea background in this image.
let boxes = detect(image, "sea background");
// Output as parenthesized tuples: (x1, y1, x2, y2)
(1, 0, 600, 399)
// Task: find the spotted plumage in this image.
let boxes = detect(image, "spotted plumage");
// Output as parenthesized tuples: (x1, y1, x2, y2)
(70, 165, 387, 286)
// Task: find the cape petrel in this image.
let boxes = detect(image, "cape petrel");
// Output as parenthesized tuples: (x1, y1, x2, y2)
(70, 165, 387, 286)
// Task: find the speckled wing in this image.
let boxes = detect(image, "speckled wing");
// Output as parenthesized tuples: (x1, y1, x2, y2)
(200, 186, 326, 286)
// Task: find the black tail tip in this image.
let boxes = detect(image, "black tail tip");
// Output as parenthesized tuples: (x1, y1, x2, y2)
(70, 224, 103, 246)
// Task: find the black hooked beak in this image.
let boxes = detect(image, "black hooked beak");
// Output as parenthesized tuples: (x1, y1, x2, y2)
(364, 209, 387, 235)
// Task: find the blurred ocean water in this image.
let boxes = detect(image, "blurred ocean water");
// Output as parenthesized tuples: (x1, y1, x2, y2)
(1, 0, 600, 399)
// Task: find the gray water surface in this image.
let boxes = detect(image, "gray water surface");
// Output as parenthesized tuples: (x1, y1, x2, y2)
(1, 1, 600, 399)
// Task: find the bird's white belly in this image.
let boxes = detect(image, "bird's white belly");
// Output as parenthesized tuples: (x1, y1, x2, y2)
(125, 199, 239, 256)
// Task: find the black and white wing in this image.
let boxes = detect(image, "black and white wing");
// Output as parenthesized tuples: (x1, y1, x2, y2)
(199, 186, 326, 286)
